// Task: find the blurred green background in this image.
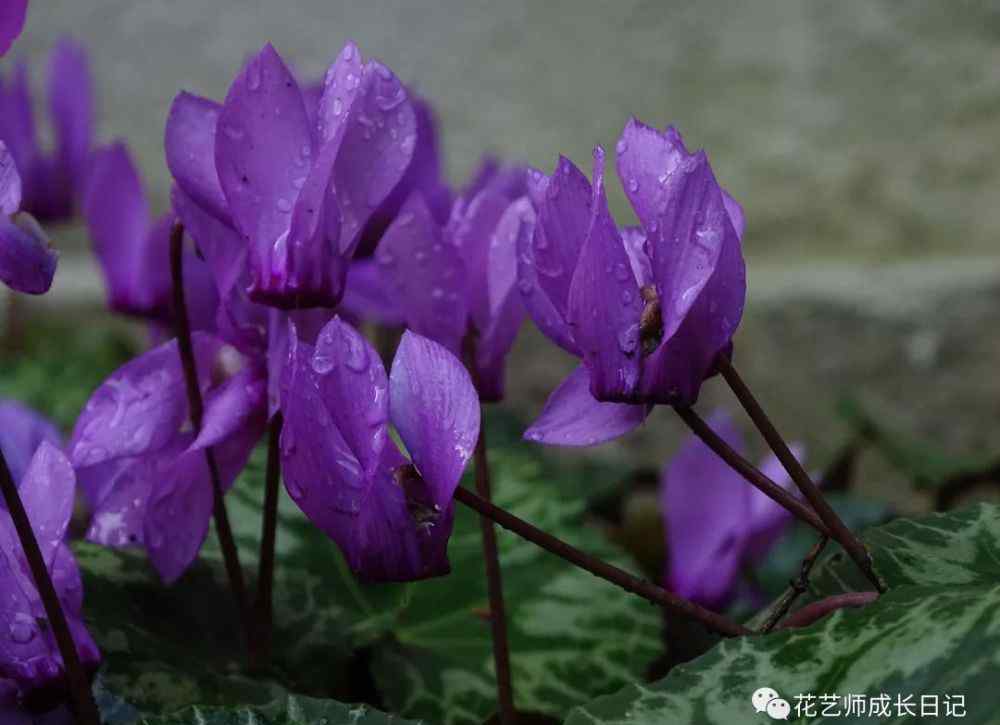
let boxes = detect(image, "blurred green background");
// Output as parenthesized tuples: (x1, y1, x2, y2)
(10, 0, 1000, 512)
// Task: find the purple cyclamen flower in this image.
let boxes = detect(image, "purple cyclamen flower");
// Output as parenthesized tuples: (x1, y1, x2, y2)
(364, 160, 531, 400)
(84, 141, 218, 327)
(69, 335, 266, 584)
(0, 140, 56, 294)
(0, 441, 101, 707)
(0, 38, 93, 221)
(521, 119, 746, 446)
(0, 0, 27, 57)
(165, 41, 418, 309)
(281, 317, 479, 581)
(661, 412, 803, 609)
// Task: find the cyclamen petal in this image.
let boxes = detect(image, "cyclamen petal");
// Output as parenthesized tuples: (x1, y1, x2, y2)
(523, 365, 649, 447)
(47, 38, 93, 191)
(190, 365, 267, 451)
(567, 148, 642, 401)
(68, 334, 220, 467)
(0, 212, 57, 295)
(0, 0, 27, 56)
(389, 331, 480, 509)
(0, 141, 21, 215)
(377, 194, 467, 354)
(661, 412, 750, 608)
(165, 92, 231, 224)
(0, 400, 61, 486)
(338, 258, 405, 326)
(17, 443, 74, 571)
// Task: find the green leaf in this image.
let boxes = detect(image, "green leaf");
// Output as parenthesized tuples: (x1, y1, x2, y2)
(138, 694, 425, 725)
(838, 397, 994, 490)
(565, 504, 1000, 725)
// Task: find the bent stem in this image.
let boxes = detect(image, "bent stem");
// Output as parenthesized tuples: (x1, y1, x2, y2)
(760, 535, 829, 633)
(716, 357, 886, 594)
(674, 406, 830, 537)
(777, 591, 878, 630)
(0, 449, 100, 724)
(170, 223, 250, 640)
(452, 486, 751, 638)
(473, 414, 515, 725)
(252, 412, 283, 667)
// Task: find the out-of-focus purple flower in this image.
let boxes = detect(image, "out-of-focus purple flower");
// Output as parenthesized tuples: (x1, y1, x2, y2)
(660, 412, 803, 609)
(0, 400, 60, 486)
(84, 142, 218, 327)
(522, 119, 745, 446)
(165, 41, 418, 310)
(0, 140, 56, 294)
(0, 1, 27, 57)
(69, 334, 266, 583)
(280, 318, 479, 581)
(0, 441, 101, 707)
(360, 160, 530, 400)
(0, 38, 93, 221)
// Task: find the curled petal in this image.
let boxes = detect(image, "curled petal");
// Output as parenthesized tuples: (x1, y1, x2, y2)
(661, 411, 749, 608)
(389, 331, 479, 508)
(0, 0, 27, 56)
(165, 92, 231, 224)
(67, 334, 220, 468)
(377, 194, 467, 353)
(0, 400, 60, 486)
(311, 316, 389, 475)
(47, 38, 93, 192)
(567, 148, 642, 401)
(0, 212, 57, 295)
(524, 365, 649, 447)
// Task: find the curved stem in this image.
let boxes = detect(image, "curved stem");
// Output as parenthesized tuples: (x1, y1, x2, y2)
(716, 357, 886, 593)
(170, 223, 250, 640)
(452, 486, 750, 638)
(777, 591, 878, 630)
(760, 535, 829, 633)
(0, 450, 100, 724)
(472, 417, 515, 724)
(674, 407, 830, 537)
(252, 412, 283, 667)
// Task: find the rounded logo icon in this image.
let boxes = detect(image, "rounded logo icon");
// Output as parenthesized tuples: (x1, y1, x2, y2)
(751, 687, 780, 714)
(766, 698, 791, 720)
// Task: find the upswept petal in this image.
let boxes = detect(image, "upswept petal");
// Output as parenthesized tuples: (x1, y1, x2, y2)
(67, 333, 220, 467)
(377, 193, 467, 353)
(389, 331, 479, 508)
(0, 64, 38, 173)
(0, 400, 60, 486)
(17, 443, 74, 570)
(0, 0, 27, 56)
(190, 365, 268, 451)
(745, 445, 804, 561)
(47, 38, 93, 191)
(165, 92, 230, 224)
(215, 44, 313, 299)
(523, 365, 649, 447)
(338, 258, 405, 326)
(567, 147, 642, 401)
(449, 188, 512, 333)
(661, 412, 749, 607)
(311, 316, 389, 476)
(331, 56, 417, 254)
(529, 156, 592, 322)
(0, 213, 56, 294)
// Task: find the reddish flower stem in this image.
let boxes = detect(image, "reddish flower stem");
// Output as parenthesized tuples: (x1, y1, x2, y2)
(170, 223, 250, 640)
(252, 412, 283, 667)
(674, 406, 830, 536)
(0, 449, 100, 724)
(452, 486, 751, 638)
(716, 357, 886, 593)
(777, 591, 879, 630)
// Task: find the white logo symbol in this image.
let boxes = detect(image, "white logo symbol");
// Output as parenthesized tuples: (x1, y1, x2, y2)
(752, 687, 780, 714)
(751, 687, 790, 719)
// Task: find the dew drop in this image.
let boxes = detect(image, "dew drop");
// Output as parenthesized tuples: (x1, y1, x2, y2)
(9, 616, 35, 644)
(616, 138, 628, 155)
(276, 198, 293, 213)
(628, 178, 639, 193)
